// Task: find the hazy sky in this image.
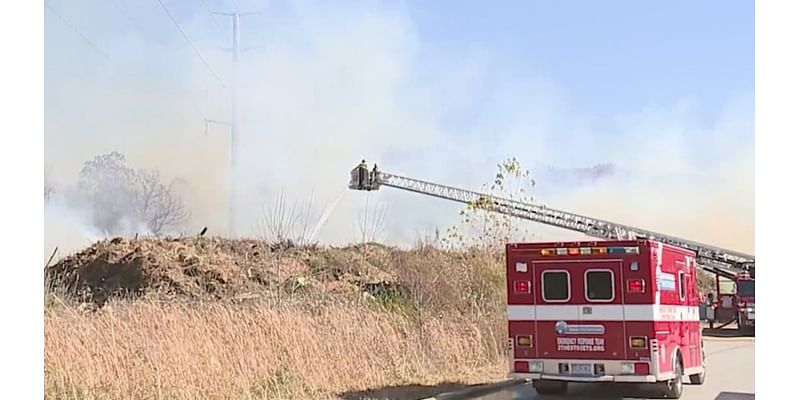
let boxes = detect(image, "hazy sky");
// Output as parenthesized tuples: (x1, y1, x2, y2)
(44, 0, 754, 254)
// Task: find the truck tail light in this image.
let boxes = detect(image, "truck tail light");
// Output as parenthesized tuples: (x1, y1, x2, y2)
(634, 362, 650, 375)
(629, 336, 647, 349)
(513, 361, 529, 372)
(514, 280, 531, 293)
(626, 279, 645, 293)
(516, 335, 532, 347)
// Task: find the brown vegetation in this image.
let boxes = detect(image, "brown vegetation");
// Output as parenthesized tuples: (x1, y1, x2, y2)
(45, 300, 507, 400)
(44, 236, 510, 399)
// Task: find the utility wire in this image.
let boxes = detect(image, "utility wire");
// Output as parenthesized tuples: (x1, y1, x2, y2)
(155, 0, 227, 86)
(44, 1, 117, 66)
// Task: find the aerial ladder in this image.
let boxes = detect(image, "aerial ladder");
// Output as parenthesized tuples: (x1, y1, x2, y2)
(348, 161, 755, 279)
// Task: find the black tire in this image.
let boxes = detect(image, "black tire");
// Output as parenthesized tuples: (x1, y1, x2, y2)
(690, 349, 706, 385)
(663, 356, 684, 399)
(533, 380, 567, 396)
(689, 370, 705, 385)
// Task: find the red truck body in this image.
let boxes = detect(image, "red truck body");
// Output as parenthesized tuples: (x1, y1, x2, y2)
(707, 273, 755, 332)
(735, 276, 755, 329)
(506, 239, 705, 397)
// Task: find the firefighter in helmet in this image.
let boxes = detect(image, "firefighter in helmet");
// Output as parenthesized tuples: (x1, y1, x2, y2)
(357, 159, 368, 189)
(370, 163, 379, 188)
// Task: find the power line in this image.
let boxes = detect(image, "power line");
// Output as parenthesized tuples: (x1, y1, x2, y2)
(155, 0, 226, 86)
(44, 1, 117, 66)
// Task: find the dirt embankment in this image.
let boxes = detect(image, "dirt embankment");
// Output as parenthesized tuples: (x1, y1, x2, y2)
(44, 237, 416, 306)
(46, 235, 509, 311)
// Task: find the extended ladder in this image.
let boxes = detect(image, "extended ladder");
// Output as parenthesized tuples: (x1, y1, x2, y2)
(349, 163, 754, 275)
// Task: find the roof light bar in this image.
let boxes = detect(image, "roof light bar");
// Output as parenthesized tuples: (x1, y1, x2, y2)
(539, 246, 640, 256)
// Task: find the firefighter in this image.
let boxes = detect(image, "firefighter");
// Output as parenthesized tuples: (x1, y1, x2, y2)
(705, 292, 716, 329)
(698, 292, 706, 321)
(357, 160, 368, 189)
(370, 164, 379, 188)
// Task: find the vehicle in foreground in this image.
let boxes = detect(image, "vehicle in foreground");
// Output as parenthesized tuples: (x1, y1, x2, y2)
(505, 239, 705, 398)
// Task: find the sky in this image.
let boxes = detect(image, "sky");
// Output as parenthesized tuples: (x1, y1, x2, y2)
(43, 0, 754, 258)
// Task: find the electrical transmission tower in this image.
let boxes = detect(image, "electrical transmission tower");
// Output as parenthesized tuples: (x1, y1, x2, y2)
(204, 10, 259, 237)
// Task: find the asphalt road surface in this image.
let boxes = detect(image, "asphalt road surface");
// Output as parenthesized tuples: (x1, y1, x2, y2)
(470, 337, 754, 400)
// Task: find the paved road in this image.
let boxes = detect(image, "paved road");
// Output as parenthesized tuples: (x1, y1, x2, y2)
(471, 338, 754, 400)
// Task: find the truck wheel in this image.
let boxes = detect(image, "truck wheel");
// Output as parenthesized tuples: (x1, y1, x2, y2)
(662, 358, 684, 399)
(690, 350, 706, 385)
(533, 380, 567, 395)
(689, 369, 705, 385)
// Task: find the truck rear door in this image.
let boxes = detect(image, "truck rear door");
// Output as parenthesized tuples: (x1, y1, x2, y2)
(536, 259, 627, 361)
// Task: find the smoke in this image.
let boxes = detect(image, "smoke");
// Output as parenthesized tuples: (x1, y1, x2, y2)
(44, 1, 753, 260)
(43, 197, 102, 263)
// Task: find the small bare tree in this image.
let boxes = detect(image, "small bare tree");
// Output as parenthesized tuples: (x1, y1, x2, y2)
(73, 151, 190, 236)
(442, 157, 536, 253)
(256, 189, 328, 306)
(258, 189, 326, 247)
(133, 170, 191, 235)
(358, 196, 388, 244)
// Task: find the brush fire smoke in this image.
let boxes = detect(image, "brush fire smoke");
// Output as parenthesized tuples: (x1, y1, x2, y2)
(44, 1, 753, 262)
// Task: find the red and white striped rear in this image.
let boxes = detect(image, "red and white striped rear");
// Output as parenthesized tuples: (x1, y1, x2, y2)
(506, 240, 704, 385)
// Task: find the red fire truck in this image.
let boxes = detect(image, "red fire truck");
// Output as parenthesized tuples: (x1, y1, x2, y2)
(506, 240, 704, 398)
(705, 270, 755, 333)
(347, 161, 754, 398)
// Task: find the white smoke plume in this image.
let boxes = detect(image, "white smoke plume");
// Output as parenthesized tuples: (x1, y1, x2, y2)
(44, 1, 753, 261)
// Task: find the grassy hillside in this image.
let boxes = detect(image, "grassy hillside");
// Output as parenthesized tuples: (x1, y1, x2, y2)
(44, 237, 510, 399)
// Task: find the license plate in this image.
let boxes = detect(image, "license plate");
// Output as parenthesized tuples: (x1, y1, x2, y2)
(570, 363, 593, 375)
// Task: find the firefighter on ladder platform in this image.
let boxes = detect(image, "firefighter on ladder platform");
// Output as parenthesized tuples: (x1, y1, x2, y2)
(357, 160, 369, 189)
(370, 163, 379, 187)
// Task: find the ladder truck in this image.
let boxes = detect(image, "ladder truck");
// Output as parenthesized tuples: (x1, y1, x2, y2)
(348, 161, 755, 332)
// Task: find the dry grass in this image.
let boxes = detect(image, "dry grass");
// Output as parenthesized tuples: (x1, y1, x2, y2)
(45, 300, 508, 400)
(44, 237, 512, 399)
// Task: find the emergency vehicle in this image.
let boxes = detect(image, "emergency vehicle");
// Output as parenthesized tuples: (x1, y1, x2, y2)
(347, 161, 754, 397)
(506, 240, 704, 398)
(705, 270, 755, 333)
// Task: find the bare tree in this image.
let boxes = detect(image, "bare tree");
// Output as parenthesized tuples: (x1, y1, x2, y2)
(73, 151, 190, 236)
(258, 189, 326, 247)
(260, 190, 296, 244)
(358, 196, 388, 244)
(442, 157, 536, 253)
(133, 170, 191, 235)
